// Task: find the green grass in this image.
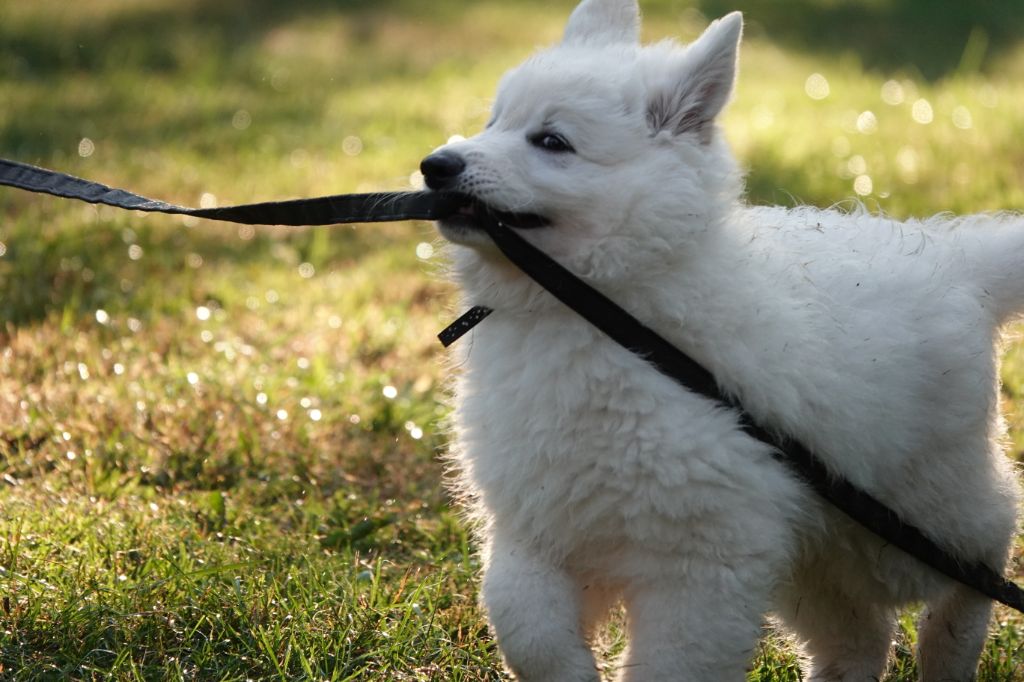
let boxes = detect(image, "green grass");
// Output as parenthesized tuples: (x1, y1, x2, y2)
(2, 1, 1024, 679)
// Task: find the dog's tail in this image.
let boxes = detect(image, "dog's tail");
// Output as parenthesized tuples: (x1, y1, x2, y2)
(955, 213, 1024, 324)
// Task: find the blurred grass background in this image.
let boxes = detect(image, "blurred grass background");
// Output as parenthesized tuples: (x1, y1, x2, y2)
(2, 0, 1024, 679)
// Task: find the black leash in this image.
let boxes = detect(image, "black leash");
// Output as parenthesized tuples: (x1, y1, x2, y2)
(0, 158, 461, 226)
(2, 157, 1022, 612)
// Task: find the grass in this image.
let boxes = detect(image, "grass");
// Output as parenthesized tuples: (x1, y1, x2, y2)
(2, 0, 1024, 679)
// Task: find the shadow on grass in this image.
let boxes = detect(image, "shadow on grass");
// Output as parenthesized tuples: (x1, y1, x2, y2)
(6, 0, 1022, 82)
(0, 0, 548, 77)
(699, 0, 1024, 80)
(5, 0, 331, 75)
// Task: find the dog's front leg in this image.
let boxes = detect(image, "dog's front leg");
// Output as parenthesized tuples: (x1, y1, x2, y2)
(482, 537, 600, 682)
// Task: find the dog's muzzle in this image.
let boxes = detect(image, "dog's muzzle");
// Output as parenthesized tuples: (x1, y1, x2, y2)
(420, 151, 549, 231)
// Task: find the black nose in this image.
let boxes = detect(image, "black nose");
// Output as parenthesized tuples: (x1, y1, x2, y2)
(420, 150, 466, 190)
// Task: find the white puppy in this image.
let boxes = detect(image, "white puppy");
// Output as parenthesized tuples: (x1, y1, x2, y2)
(421, 1, 1022, 679)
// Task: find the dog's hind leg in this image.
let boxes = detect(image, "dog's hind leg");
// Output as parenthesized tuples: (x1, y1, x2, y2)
(775, 576, 896, 681)
(482, 538, 600, 682)
(916, 583, 992, 682)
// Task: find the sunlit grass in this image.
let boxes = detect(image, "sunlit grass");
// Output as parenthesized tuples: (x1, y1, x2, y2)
(2, 1, 1024, 679)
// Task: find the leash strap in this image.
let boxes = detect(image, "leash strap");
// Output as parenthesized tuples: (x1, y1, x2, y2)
(2, 156, 1022, 612)
(438, 306, 494, 348)
(0, 158, 460, 225)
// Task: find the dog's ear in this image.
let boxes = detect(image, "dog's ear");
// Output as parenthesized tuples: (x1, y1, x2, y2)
(646, 12, 743, 141)
(562, 0, 641, 47)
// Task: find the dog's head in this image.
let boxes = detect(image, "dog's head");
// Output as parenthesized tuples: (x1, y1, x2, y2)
(424, 0, 744, 283)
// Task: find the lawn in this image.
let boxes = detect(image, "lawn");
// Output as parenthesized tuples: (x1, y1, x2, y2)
(2, 0, 1024, 679)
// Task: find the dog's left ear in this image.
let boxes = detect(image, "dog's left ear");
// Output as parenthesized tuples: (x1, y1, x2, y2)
(562, 0, 641, 47)
(646, 12, 743, 141)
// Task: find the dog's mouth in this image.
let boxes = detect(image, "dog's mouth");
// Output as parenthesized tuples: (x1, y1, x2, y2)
(434, 192, 550, 233)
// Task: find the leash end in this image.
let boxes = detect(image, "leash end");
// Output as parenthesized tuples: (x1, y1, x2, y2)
(438, 306, 493, 348)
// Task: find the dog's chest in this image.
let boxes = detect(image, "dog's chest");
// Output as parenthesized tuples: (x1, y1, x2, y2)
(450, 309, 778, 565)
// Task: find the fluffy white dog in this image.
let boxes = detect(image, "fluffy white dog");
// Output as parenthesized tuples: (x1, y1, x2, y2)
(420, 1, 1022, 679)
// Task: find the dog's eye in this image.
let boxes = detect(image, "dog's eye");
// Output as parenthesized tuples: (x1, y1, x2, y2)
(529, 132, 574, 153)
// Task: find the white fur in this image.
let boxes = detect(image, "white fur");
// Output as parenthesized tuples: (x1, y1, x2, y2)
(435, 1, 1022, 679)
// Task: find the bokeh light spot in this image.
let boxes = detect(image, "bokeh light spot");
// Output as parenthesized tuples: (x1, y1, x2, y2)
(881, 80, 904, 106)
(911, 99, 933, 124)
(342, 136, 363, 157)
(232, 110, 252, 130)
(856, 111, 877, 134)
(805, 73, 830, 100)
(952, 105, 973, 130)
(854, 174, 873, 196)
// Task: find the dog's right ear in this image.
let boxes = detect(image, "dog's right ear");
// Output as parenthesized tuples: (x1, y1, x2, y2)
(646, 12, 743, 142)
(562, 0, 641, 47)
